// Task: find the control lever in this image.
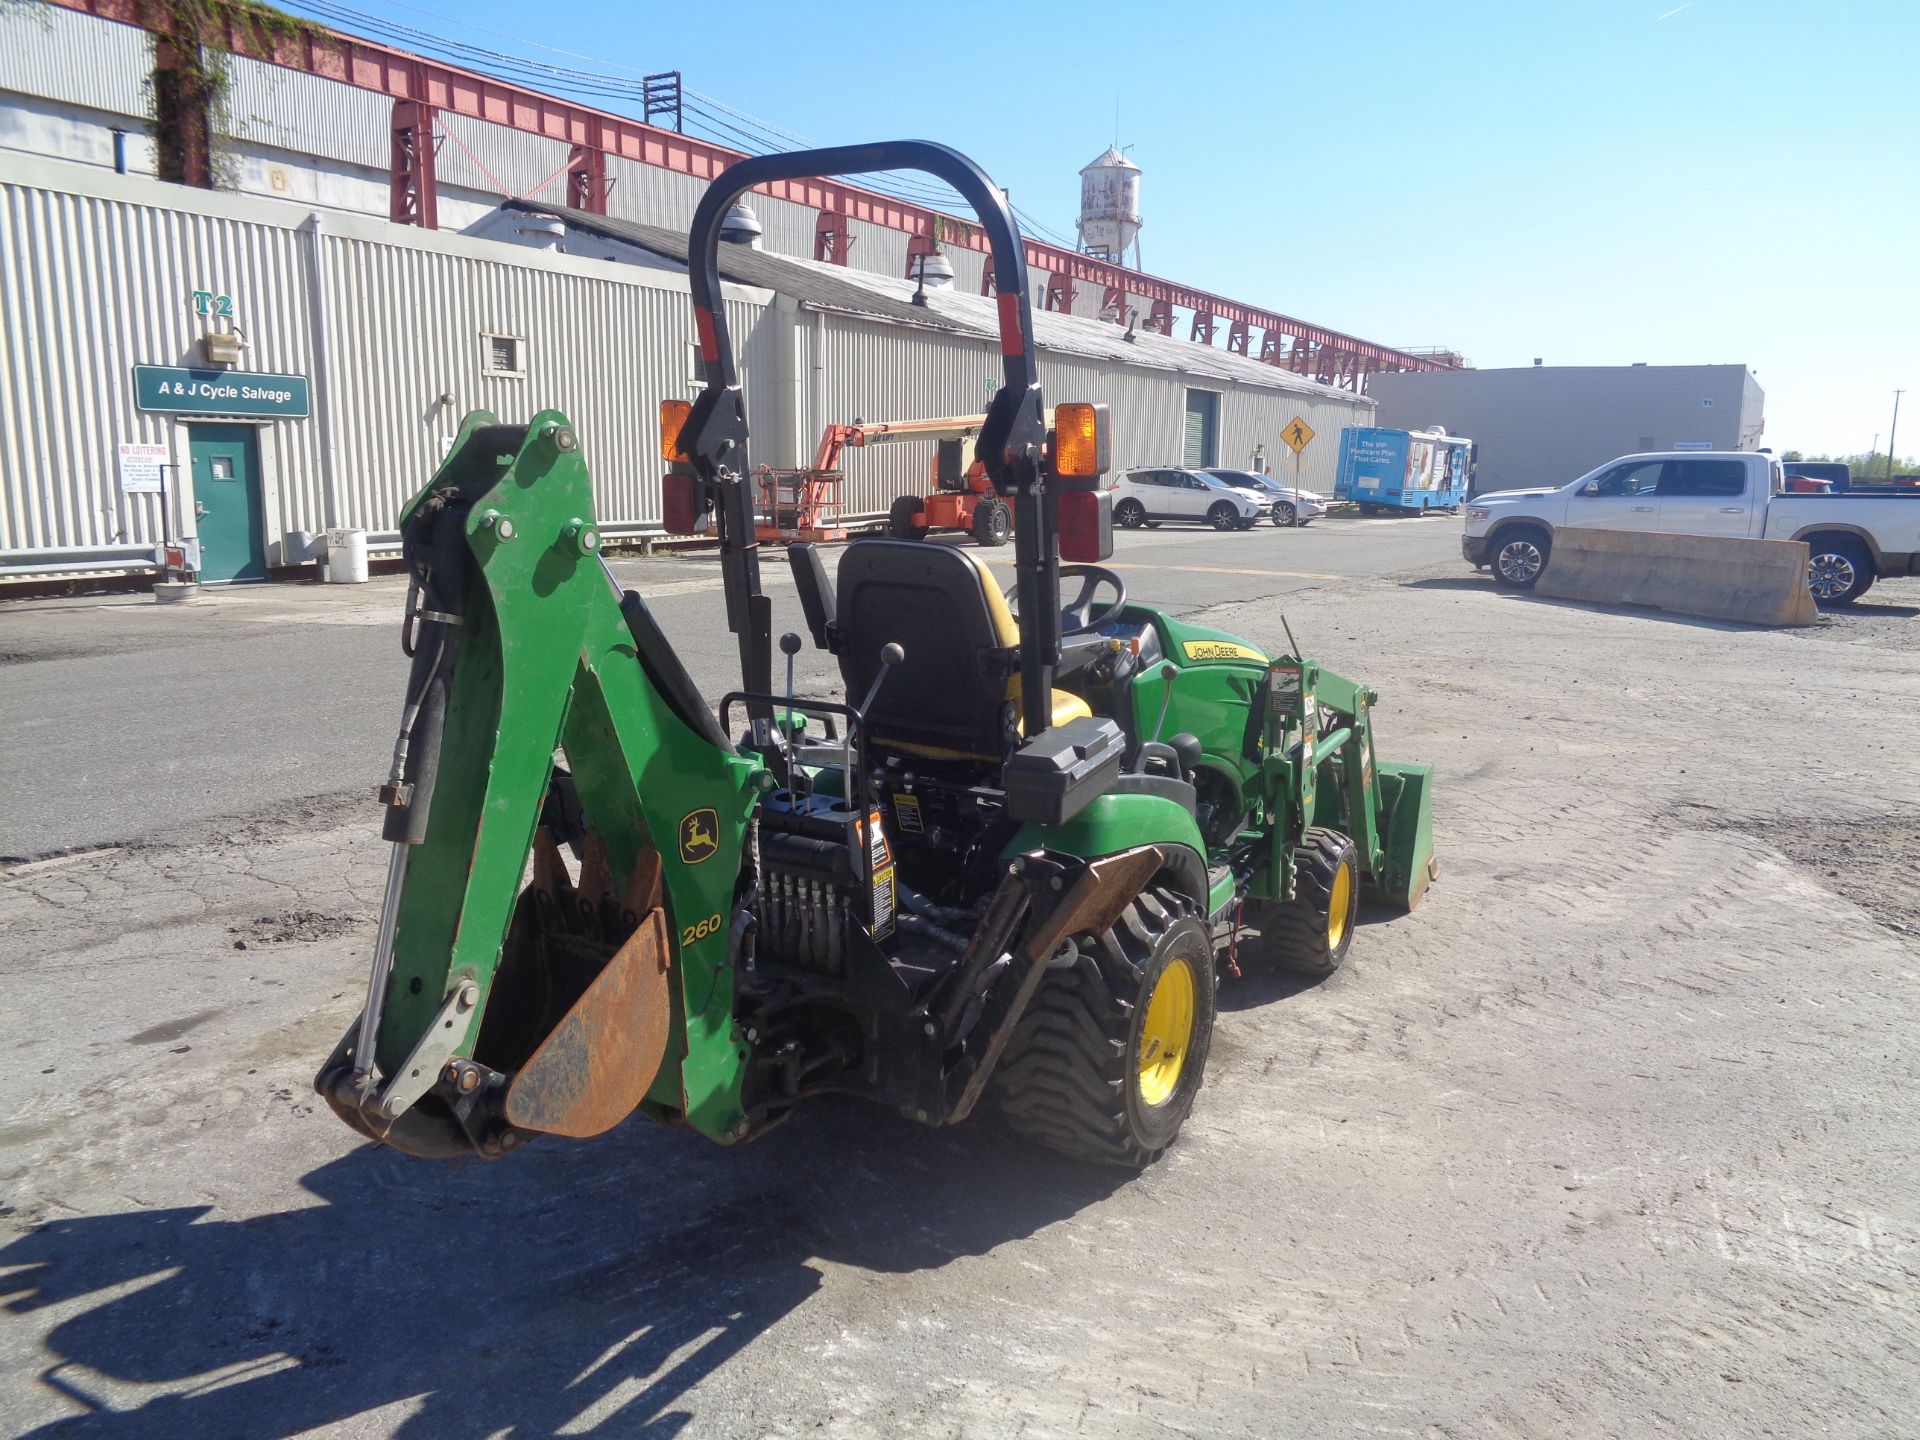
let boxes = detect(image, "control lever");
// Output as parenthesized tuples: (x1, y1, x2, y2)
(850, 643, 905, 799)
(1149, 665, 1177, 743)
(779, 631, 806, 800)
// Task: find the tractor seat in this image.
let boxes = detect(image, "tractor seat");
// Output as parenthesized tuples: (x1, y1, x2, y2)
(836, 540, 1091, 763)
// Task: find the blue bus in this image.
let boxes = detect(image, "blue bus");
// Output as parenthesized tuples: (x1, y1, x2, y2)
(1335, 427, 1474, 513)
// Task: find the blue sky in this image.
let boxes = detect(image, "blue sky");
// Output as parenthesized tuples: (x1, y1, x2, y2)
(327, 0, 1915, 457)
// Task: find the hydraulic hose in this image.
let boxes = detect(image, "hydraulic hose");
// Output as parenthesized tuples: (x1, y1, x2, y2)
(382, 495, 472, 846)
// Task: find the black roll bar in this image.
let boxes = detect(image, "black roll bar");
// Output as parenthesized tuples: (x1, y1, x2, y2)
(681, 141, 1061, 741)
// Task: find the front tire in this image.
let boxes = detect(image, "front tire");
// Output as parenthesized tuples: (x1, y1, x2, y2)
(1805, 536, 1874, 605)
(1208, 502, 1239, 531)
(1246, 828, 1359, 978)
(1273, 501, 1297, 527)
(1490, 526, 1550, 589)
(1115, 498, 1146, 530)
(996, 890, 1216, 1168)
(970, 497, 1012, 547)
(888, 495, 925, 540)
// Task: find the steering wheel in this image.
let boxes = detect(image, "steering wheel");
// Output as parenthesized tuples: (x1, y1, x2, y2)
(1005, 564, 1128, 636)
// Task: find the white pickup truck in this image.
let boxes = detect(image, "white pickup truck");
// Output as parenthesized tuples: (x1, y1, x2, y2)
(1462, 451, 1920, 604)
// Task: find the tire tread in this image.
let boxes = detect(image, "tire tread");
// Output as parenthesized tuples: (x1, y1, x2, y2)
(995, 888, 1210, 1167)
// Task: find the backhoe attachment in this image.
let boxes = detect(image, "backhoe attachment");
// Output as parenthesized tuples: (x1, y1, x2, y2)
(316, 411, 762, 1158)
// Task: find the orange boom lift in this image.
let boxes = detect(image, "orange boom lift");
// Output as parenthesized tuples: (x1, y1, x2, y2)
(754, 414, 1017, 546)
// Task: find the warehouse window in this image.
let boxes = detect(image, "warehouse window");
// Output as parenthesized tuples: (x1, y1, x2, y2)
(483, 334, 525, 377)
(1183, 390, 1219, 468)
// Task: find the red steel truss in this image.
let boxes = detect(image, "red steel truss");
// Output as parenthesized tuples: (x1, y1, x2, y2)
(48, 0, 1450, 384)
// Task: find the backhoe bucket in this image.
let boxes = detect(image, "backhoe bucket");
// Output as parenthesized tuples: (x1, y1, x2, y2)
(504, 905, 673, 1138)
(1366, 761, 1437, 912)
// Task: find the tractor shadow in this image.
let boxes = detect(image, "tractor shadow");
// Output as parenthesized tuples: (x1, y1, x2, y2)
(1, 1105, 1124, 1438)
(1214, 904, 1404, 1013)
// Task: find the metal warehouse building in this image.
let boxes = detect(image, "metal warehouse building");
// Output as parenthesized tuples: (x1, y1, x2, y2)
(0, 157, 1375, 582)
(1370, 364, 1765, 497)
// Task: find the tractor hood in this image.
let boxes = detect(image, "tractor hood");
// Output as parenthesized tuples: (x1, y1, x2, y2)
(1154, 612, 1269, 666)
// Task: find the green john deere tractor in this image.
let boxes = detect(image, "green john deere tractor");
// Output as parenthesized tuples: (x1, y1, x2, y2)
(316, 141, 1436, 1168)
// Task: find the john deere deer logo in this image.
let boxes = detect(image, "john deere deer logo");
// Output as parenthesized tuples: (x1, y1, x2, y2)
(678, 808, 719, 865)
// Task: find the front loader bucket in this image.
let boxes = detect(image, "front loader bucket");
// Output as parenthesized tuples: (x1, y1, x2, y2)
(1366, 761, 1437, 912)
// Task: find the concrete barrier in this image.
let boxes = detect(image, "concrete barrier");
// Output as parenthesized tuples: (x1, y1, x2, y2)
(1535, 528, 1820, 626)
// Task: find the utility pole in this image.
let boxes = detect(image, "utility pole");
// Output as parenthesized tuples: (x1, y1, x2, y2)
(1887, 390, 1905, 480)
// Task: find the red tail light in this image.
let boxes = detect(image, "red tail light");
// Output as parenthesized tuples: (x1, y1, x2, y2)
(662, 472, 704, 535)
(1058, 489, 1112, 562)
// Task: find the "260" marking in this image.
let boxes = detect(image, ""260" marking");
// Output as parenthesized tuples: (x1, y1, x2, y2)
(680, 912, 723, 949)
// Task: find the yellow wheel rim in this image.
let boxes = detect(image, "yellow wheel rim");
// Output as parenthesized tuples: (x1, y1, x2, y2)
(1327, 858, 1354, 950)
(1137, 958, 1196, 1107)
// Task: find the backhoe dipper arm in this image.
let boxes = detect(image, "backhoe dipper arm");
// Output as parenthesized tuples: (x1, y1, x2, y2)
(681, 141, 1060, 737)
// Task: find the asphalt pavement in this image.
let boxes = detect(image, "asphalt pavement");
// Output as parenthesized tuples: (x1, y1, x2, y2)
(3, 541, 1915, 1439)
(0, 513, 1452, 857)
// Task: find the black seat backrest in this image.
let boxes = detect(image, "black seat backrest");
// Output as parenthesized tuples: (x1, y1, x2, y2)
(835, 540, 1016, 759)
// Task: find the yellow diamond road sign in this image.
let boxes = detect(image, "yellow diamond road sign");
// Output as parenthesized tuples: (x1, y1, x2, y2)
(1282, 417, 1315, 453)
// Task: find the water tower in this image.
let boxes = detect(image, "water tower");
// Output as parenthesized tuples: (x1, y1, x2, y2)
(1077, 145, 1141, 269)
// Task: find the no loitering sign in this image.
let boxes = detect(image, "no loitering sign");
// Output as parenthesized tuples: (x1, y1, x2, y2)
(117, 442, 168, 494)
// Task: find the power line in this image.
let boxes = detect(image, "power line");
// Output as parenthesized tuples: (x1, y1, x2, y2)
(281, 0, 1081, 245)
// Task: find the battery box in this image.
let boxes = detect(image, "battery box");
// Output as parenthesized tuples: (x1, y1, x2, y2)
(1002, 715, 1127, 826)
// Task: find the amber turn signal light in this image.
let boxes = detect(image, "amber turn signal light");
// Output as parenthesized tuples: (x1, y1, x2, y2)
(659, 399, 693, 463)
(1052, 402, 1109, 480)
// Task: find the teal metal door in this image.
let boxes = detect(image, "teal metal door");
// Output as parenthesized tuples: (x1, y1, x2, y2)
(1183, 390, 1219, 469)
(189, 424, 266, 582)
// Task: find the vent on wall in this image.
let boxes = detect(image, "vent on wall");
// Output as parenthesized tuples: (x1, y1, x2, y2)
(484, 334, 525, 377)
(1637, 437, 1657, 451)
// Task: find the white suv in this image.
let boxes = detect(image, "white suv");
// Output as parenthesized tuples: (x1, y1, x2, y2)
(1110, 468, 1268, 531)
(1204, 468, 1329, 527)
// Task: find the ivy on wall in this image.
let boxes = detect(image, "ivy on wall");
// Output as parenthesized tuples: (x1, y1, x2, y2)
(145, 0, 308, 189)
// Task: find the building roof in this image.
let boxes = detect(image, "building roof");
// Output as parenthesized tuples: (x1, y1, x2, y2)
(513, 201, 1369, 406)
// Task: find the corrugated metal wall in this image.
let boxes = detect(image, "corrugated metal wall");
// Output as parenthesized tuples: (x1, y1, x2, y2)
(0, 4, 149, 116)
(0, 166, 776, 553)
(0, 178, 319, 551)
(813, 314, 1371, 511)
(0, 159, 1365, 560)
(322, 231, 774, 530)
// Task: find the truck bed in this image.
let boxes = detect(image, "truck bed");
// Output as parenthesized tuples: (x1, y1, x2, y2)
(1766, 492, 1920, 571)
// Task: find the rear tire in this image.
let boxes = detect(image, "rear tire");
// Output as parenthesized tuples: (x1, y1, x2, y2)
(1208, 502, 1239, 531)
(1115, 498, 1146, 530)
(970, 497, 1013, 547)
(996, 890, 1216, 1168)
(1273, 501, 1297, 527)
(888, 495, 925, 540)
(1490, 526, 1550, 589)
(1246, 827, 1359, 978)
(1358, 503, 1380, 516)
(1804, 536, 1874, 605)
